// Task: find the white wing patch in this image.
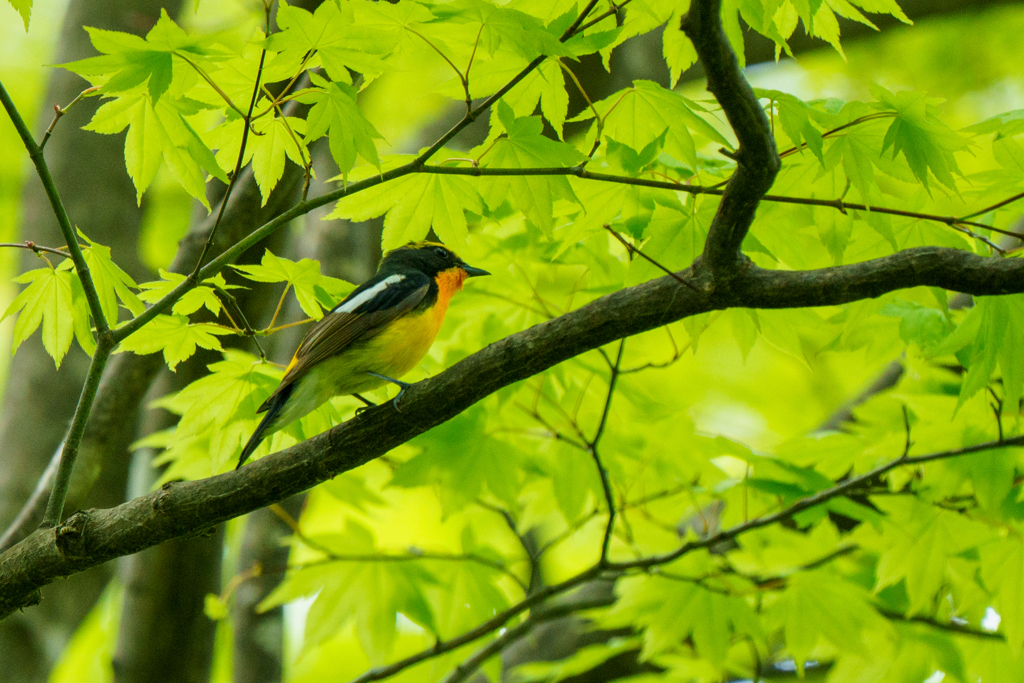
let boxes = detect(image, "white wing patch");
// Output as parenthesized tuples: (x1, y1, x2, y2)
(333, 274, 405, 314)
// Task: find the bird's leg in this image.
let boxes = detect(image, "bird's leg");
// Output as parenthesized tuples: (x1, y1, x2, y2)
(366, 372, 414, 411)
(353, 393, 376, 415)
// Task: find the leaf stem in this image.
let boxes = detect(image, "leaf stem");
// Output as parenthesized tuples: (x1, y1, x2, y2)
(176, 52, 247, 119)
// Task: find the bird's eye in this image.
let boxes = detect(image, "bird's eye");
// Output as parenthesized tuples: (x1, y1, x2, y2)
(433, 246, 449, 259)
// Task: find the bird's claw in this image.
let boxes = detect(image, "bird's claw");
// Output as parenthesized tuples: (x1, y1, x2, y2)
(366, 372, 413, 413)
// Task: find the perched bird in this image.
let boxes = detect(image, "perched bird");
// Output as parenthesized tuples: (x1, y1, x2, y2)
(236, 241, 489, 468)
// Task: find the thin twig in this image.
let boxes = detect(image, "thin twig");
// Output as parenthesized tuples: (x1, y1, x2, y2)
(0, 241, 71, 258)
(43, 339, 114, 525)
(270, 503, 529, 591)
(901, 404, 913, 458)
(440, 596, 616, 683)
(556, 58, 601, 154)
(464, 24, 486, 110)
(776, 112, 896, 159)
(987, 386, 1004, 442)
(575, 0, 634, 33)
(418, 164, 1024, 246)
(958, 190, 1024, 222)
(604, 224, 701, 292)
(1, 79, 116, 525)
(38, 86, 99, 150)
(190, 44, 268, 277)
(610, 434, 1024, 572)
(211, 283, 265, 359)
(589, 340, 624, 565)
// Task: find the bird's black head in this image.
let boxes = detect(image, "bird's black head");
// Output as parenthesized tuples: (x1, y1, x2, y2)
(378, 241, 489, 279)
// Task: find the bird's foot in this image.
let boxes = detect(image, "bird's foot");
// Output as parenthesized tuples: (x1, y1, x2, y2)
(366, 372, 414, 412)
(353, 393, 376, 415)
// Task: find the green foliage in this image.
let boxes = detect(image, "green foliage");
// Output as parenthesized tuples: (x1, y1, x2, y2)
(7, 0, 1024, 681)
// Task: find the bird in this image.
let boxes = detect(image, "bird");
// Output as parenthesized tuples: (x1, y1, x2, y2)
(236, 241, 489, 468)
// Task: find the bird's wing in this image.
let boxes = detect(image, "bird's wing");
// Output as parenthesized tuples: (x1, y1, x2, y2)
(272, 271, 431, 396)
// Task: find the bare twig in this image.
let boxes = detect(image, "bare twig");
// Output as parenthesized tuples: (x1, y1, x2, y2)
(611, 434, 1024, 572)
(441, 596, 616, 683)
(589, 340, 624, 565)
(604, 224, 701, 292)
(190, 44, 268, 277)
(0, 241, 72, 258)
(38, 86, 99, 150)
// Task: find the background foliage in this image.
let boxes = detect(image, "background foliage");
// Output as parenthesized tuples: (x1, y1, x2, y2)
(2, 0, 1024, 682)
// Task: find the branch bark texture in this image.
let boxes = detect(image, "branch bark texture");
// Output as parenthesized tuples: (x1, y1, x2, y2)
(2, 246, 1024, 617)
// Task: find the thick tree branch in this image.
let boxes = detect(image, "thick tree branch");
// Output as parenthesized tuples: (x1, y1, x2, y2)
(3, 246, 1024, 616)
(683, 0, 780, 273)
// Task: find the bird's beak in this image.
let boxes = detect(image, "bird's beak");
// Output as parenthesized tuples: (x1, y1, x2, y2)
(461, 264, 490, 278)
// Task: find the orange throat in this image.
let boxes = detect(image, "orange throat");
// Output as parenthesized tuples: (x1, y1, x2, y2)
(429, 268, 467, 329)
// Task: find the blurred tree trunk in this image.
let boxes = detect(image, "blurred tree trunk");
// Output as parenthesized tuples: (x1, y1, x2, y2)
(232, 499, 303, 683)
(0, 2, 179, 681)
(112, 139, 309, 682)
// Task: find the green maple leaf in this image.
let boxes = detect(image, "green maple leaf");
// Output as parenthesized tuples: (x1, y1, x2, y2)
(80, 232, 145, 324)
(117, 314, 233, 370)
(768, 570, 890, 673)
(500, 60, 569, 139)
(63, 10, 217, 102)
(928, 295, 1024, 414)
(152, 350, 279, 439)
(269, 0, 396, 82)
(757, 89, 827, 163)
(2, 265, 76, 367)
(259, 521, 438, 662)
(328, 159, 484, 251)
(232, 250, 353, 320)
(981, 537, 1024, 650)
(205, 108, 309, 206)
(476, 102, 585, 233)
(300, 74, 382, 181)
(874, 499, 989, 615)
(608, 571, 758, 667)
(137, 270, 233, 318)
(7, 0, 32, 30)
(433, 0, 571, 61)
(84, 89, 226, 206)
(391, 405, 521, 515)
(574, 81, 728, 169)
(430, 553, 512, 639)
(662, 9, 697, 87)
(872, 83, 968, 190)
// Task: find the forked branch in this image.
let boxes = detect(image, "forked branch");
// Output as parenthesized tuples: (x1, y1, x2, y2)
(683, 0, 780, 274)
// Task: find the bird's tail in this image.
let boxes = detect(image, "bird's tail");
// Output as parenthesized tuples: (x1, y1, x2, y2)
(236, 385, 293, 469)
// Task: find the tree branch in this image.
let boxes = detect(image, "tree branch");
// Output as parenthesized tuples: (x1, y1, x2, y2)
(589, 340, 623, 566)
(611, 433, 1024, 572)
(4, 245, 1024, 615)
(682, 0, 780, 274)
